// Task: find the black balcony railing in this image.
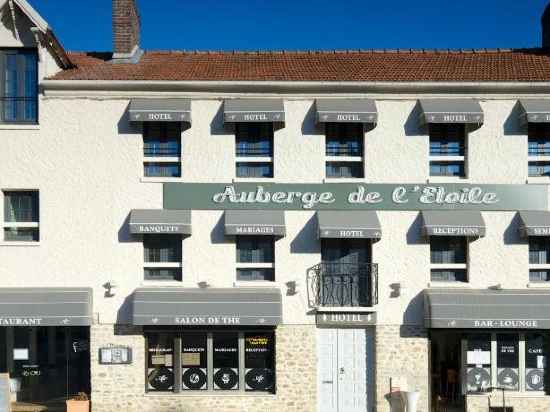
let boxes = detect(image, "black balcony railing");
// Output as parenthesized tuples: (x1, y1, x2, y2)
(306, 262, 378, 308)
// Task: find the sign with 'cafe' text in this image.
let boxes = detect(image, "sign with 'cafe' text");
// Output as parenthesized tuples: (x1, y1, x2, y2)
(163, 183, 548, 211)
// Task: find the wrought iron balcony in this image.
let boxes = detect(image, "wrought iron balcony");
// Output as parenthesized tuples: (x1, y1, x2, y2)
(306, 262, 378, 308)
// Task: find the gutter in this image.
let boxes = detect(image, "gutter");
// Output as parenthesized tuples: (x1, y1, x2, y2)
(41, 80, 550, 94)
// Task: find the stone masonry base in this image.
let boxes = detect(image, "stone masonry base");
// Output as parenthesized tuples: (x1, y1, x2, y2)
(90, 324, 317, 412)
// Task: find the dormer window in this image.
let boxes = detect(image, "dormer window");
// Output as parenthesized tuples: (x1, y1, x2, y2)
(0, 49, 38, 124)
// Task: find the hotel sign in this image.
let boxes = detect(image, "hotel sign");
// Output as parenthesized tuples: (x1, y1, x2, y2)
(316, 312, 377, 327)
(164, 183, 548, 211)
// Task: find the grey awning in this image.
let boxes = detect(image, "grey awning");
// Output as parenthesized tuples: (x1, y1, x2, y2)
(224, 210, 285, 236)
(0, 288, 92, 327)
(129, 99, 191, 123)
(132, 288, 282, 326)
(518, 99, 550, 125)
(518, 211, 550, 237)
(421, 211, 485, 237)
(424, 289, 550, 329)
(224, 99, 285, 123)
(315, 99, 378, 123)
(317, 211, 381, 240)
(419, 99, 484, 125)
(129, 209, 192, 235)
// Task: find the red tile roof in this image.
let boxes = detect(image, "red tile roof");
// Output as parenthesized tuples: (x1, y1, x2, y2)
(49, 49, 550, 82)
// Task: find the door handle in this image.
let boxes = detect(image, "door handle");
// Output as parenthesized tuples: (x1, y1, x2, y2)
(322, 380, 334, 384)
(339, 367, 345, 374)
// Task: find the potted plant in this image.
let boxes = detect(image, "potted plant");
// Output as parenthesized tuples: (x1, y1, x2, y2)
(66, 392, 90, 412)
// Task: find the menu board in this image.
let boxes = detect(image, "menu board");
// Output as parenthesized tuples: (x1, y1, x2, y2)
(497, 334, 519, 391)
(245, 333, 274, 392)
(0, 374, 11, 412)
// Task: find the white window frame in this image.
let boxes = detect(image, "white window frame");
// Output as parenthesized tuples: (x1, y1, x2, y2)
(2, 189, 39, 244)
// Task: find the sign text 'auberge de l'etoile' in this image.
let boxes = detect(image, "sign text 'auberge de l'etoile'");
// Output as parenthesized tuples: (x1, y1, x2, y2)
(163, 183, 548, 211)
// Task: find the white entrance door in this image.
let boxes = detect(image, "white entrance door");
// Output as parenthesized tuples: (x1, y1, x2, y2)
(317, 329, 368, 412)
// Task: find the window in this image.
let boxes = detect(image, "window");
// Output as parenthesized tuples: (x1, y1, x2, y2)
(465, 334, 492, 393)
(529, 237, 550, 282)
(143, 122, 181, 178)
(528, 124, 550, 177)
(0, 49, 38, 124)
(235, 123, 273, 178)
(325, 123, 364, 178)
(497, 334, 520, 391)
(145, 331, 275, 394)
(429, 124, 466, 178)
(236, 236, 274, 281)
(430, 237, 467, 282)
(143, 235, 182, 281)
(525, 333, 547, 391)
(3, 190, 39, 242)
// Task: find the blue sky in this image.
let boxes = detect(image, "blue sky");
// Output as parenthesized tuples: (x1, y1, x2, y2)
(30, 0, 550, 52)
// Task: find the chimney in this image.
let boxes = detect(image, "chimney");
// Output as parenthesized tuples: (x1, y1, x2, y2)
(543, 3, 550, 48)
(112, 0, 143, 63)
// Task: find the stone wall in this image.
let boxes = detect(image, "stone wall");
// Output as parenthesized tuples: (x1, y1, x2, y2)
(466, 393, 550, 412)
(375, 324, 430, 412)
(90, 324, 316, 412)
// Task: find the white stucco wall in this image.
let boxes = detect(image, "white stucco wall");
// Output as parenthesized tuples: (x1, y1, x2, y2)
(0, 92, 546, 327)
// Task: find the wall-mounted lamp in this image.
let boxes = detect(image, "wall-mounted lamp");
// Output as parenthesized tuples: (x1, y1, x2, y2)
(103, 281, 117, 298)
(390, 283, 401, 298)
(285, 281, 297, 296)
(198, 281, 210, 289)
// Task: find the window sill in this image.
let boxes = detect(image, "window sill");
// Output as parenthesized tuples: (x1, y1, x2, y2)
(527, 177, 550, 184)
(467, 392, 550, 398)
(144, 262, 182, 268)
(236, 263, 275, 269)
(430, 264, 467, 270)
(325, 156, 363, 162)
(0, 124, 39, 130)
(429, 155, 465, 162)
(527, 282, 550, 288)
(144, 392, 276, 398)
(144, 157, 180, 163)
(140, 177, 181, 183)
(3, 222, 39, 228)
(0, 241, 41, 247)
(235, 156, 273, 163)
(323, 178, 365, 183)
(428, 281, 471, 288)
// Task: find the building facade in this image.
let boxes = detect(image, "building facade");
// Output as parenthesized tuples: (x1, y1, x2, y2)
(2, 1, 550, 411)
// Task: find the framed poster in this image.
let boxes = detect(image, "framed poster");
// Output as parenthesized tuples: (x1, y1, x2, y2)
(99, 347, 132, 365)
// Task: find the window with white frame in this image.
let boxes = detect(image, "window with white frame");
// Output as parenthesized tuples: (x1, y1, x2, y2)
(3, 190, 39, 242)
(143, 122, 181, 178)
(236, 236, 275, 281)
(528, 237, 550, 282)
(325, 123, 364, 178)
(430, 237, 467, 282)
(528, 124, 550, 177)
(464, 333, 549, 394)
(146, 330, 275, 393)
(429, 124, 466, 178)
(235, 123, 274, 178)
(143, 234, 182, 281)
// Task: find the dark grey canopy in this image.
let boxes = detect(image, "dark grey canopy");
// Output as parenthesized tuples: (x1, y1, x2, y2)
(224, 210, 285, 236)
(0, 288, 93, 326)
(518, 210, 550, 237)
(132, 288, 282, 326)
(224, 99, 285, 123)
(421, 210, 486, 237)
(129, 99, 191, 123)
(317, 211, 381, 239)
(129, 209, 192, 235)
(518, 99, 550, 125)
(424, 288, 550, 329)
(419, 99, 484, 125)
(315, 99, 378, 123)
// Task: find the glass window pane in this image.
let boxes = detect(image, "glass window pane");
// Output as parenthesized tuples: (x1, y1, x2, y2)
(213, 333, 239, 391)
(4, 228, 39, 242)
(497, 334, 519, 391)
(244, 332, 275, 393)
(529, 124, 550, 156)
(143, 122, 181, 157)
(147, 334, 174, 392)
(326, 161, 364, 178)
(466, 334, 491, 393)
(236, 236, 274, 263)
(529, 161, 550, 177)
(325, 123, 363, 156)
(181, 333, 207, 391)
(236, 162, 273, 178)
(430, 237, 466, 264)
(429, 124, 465, 156)
(525, 333, 547, 392)
(529, 238, 550, 264)
(144, 162, 181, 177)
(144, 235, 181, 263)
(530, 269, 550, 282)
(237, 268, 275, 281)
(143, 268, 182, 281)
(236, 123, 273, 157)
(429, 161, 465, 177)
(430, 269, 467, 282)
(4, 191, 39, 222)
(1, 50, 37, 123)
